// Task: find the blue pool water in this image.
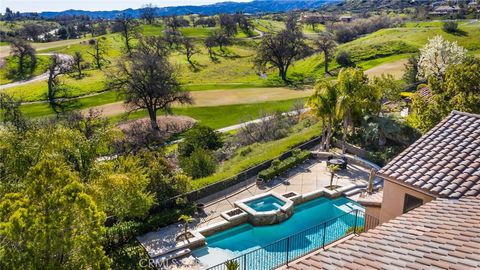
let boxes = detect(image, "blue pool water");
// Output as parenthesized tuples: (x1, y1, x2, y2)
(246, 195, 285, 211)
(192, 196, 364, 269)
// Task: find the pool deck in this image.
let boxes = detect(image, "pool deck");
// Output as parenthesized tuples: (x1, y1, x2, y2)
(137, 157, 373, 268)
(197, 158, 371, 227)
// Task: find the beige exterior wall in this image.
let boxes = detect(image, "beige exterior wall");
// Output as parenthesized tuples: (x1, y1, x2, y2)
(365, 206, 381, 220)
(379, 180, 435, 223)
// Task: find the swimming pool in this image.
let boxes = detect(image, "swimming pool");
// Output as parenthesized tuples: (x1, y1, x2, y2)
(192, 196, 364, 269)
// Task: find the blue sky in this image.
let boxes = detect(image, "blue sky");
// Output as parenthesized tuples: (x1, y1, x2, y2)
(1, 0, 252, 13)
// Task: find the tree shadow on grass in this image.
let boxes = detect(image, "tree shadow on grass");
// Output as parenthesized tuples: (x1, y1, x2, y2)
(446, 29, 469, 37)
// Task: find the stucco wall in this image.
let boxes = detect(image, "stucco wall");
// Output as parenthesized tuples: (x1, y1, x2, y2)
(365, 206, 381, 220)
(379, 180, 435, 223)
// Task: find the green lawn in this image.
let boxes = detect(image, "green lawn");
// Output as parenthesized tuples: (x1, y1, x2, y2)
(5, 69, 109, 101)
(0, 55, 50, 85)
(191, 121, 321, 189)
(252, 19, 285, 33)
(109, 98, 305, 128)
(179, 27, 217, 37)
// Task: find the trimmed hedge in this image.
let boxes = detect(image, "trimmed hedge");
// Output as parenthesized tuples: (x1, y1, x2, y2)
(258, 150, 311, 180)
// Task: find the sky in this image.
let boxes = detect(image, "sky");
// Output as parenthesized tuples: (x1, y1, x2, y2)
(0, 0, 252, 13)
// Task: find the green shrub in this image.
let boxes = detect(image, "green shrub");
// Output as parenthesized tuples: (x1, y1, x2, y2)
(180, 148, 217, 179)
(442, 21, 458, 34)
(336, 50, 355, 67)
(103, 204, 196, 251)
(258, 150, 310, 180)
(225, 260, 240, 270)
(178, 124, 223, 157)
(345, 226, 365, 234)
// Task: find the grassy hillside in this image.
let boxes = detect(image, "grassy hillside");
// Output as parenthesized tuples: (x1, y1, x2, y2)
(3, 19, 480, 119)
(289, 20, 480, 80)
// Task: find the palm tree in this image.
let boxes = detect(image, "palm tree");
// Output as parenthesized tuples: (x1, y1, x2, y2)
(327, 164, 341, 190)
(335, 68, 369, 154)
(178, 214, 194, 241)
(307, 80, 338, 151)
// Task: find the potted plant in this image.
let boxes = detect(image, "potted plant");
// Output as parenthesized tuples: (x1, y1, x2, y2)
(256, 177, 264, 186)
(196, 203, 205, 212)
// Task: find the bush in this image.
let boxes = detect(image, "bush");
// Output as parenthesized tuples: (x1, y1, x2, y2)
(180, 148, 217, 179)
(178, 124, 223, 157)
(258, 150, 311, 180)
(345, 225, 364, 234)
(103, 204, 196, 252)
(336, 50, 355, 67)
(442, 21, 458, 33)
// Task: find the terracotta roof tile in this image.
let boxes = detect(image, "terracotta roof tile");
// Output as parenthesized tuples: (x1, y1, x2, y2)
(284, 196, 480, 270)
(378, 111, 480, 199)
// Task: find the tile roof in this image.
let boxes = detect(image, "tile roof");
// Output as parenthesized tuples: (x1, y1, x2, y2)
(284, 196, 480, 270)
(378, 111, 480, 199)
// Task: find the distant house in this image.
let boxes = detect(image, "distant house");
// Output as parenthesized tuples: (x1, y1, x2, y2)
(339, 15, 353, 23)
(366, 111, 480, 223)
(430, 5, 461, 15)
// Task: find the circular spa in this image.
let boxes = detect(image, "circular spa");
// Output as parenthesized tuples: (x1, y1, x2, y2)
(234, 192, 294, 226)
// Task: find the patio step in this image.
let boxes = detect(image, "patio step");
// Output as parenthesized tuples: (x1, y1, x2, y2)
(344, 188, 363, 197)
(152, 248, 191, 263)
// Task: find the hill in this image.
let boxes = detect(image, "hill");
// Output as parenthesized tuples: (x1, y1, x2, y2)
(36, 0, 339, 19)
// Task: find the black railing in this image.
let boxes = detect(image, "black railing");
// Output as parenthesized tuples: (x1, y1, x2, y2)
(206, 209, 379, 270)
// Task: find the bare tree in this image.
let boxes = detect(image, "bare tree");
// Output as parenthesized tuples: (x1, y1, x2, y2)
(88, 38, 108, 69)
(164, 15, 189, 31)
(21, 23, 45, 42)
(9, 38, 36, 77)
(204, 37, 216, 60)
(304, 16, 323, 31)
(219, 14, 237, 37)
(208, 30, 231, 52)
(108, 36, 192, 133)
(71, 51, 85, 79)
(314, 32, 337, 75)
(47, 54, 73, 113)
(140, 3, 157, 24)
(183, 38, 199, 68)
(163, 29, 184, 49)
(254, 27, 309, 82)
(112, 13, 138, 56)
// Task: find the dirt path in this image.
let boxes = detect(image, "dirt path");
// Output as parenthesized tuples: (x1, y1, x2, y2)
(364, 58, 408, 79)
(87, 87, 313, 117)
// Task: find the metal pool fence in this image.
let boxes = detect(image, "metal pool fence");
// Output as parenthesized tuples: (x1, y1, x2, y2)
(206, 209, 379, 270)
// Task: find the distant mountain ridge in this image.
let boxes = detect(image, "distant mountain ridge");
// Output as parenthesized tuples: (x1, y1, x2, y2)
(37, 0, 341, 19)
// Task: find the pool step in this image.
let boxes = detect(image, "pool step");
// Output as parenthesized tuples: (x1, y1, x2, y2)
(152, 248, 191, 263)
(272, 203, 283, 208)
